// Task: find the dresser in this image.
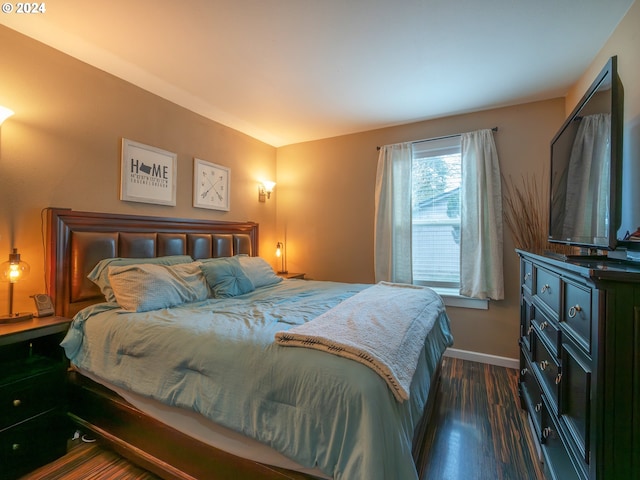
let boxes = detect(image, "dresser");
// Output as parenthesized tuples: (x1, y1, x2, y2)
(517, 250, 640, 480)
(0, 317, 71, 480)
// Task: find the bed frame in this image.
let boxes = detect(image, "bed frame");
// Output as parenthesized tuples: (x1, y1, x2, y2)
(46, 208, 442, 480)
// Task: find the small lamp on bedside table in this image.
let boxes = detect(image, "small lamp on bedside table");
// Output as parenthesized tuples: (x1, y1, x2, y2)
(0, 248, 33, 323)
(276, 242, 288, 274)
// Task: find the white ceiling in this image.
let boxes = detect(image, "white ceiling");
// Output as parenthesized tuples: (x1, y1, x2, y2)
(1, 0, 634, 147)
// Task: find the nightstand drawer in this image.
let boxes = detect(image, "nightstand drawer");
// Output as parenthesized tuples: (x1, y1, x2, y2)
(0, 410, 68, 480)
(0, 365, 65, 430)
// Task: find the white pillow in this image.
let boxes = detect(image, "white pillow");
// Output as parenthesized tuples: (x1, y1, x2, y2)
(88, 255, 194, 303)
(236, 255, 282, 288)
(108, 262, 209, 312)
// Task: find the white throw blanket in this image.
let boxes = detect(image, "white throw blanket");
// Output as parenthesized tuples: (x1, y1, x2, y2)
(275, 282, 445, 402)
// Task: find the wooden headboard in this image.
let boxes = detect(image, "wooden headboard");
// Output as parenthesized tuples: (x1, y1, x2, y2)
(46, 208, 259, 318)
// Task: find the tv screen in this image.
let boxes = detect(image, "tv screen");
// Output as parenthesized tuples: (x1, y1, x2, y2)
(548, 56, 623, 251)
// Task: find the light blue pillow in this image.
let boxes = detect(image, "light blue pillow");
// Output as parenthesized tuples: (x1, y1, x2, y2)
(236, 255, 282, 288)
(199, 257, 255, 298)
(108, 262, 210, 312)
(88, 255, 193, 303)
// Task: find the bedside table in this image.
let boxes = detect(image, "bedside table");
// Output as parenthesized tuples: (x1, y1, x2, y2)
(277, 272, 305, 279)
(0, 316, 71, 480)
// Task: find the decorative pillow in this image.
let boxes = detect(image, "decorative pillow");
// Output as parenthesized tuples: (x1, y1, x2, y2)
(236, 255, 282, 288)
(88, 255, 193, 303)
(108, 262, 209, 312)
(199, 257, 255, 298)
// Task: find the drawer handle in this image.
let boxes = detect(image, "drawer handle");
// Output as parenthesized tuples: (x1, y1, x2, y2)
(12, 399, 21, 408)
(540, 321, 548, 330)
(542, 427, 554, 439)
(527, 326, 534, 335)
(555, 373, 563, 385)
(568, 305, 582, 318)
(539, 360, 549, 371)
(534, 402, 542, 412)
(540, 284, 550, 294)
(521, 367, 528, 376)
(524, 272, 531, 281)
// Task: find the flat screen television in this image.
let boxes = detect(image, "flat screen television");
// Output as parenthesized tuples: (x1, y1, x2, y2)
(548, 55, 623, 252)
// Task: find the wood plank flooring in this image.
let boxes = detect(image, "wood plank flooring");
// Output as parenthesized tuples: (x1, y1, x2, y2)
(420, 357, 545, 480)
(21, 358, 544, 480)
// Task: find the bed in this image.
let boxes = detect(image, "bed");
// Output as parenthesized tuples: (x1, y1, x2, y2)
(46, 208, 453, 480)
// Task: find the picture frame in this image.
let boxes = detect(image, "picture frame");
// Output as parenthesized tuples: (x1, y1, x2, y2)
(120, 138, 177, 206)
(193, 158, 231, 211)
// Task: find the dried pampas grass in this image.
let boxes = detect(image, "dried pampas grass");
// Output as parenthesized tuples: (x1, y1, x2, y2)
(502, 173, 574, 255)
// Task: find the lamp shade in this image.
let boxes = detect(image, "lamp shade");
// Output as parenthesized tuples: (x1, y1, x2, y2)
(0, 248, 33, 322)
(0, 106, 14, 126)
(1, 248, 30, 283)
(262, 181, 276, 193)
(275, 242, 287, 274)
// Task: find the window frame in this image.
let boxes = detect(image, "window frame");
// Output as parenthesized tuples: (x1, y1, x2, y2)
(410, 137, 488, 310)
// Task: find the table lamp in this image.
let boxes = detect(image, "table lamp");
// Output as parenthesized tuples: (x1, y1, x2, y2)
(1, 248, 33, 322)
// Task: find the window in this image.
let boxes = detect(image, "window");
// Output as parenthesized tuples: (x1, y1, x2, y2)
(411, 136, 462, 289)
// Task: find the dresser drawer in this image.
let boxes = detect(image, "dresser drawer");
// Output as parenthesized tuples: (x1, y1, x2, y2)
(541, 399, 583, 480)
(0, 410, 68, 480)
(533, 309, 561, 357)
(560, 341, 591, 465)
(562, 281, 593, 352)
(521, 297, 534, 353)
(532, 331, 561, 412)
(535, 267, 561, 316)
(522, 258, 534, 293)
(520, 351, 543, 437)
(0, 366, 66, 430)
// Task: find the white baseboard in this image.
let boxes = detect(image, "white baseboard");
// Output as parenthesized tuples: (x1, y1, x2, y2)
(444, 347, 519, 369)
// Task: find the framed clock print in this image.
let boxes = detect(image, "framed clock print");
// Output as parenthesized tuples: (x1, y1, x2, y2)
(193, 158, 231, 211)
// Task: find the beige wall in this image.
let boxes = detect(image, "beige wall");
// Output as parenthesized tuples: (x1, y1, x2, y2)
(278, 99, 565, 359)
(0, 26, 278, 314)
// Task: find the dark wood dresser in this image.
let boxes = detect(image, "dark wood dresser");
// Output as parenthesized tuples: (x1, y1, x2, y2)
(517, 250, 640, 480)
(0, 317, 71, 480)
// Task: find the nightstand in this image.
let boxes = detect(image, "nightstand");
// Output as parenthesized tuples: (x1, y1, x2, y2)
(277, 272, 305, 279)
(0, 316, 71, 480)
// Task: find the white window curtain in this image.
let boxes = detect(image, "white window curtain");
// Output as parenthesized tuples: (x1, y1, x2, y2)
(374, 142, 413, 284)
(460, 129, 504, 300)
(374, 130, 503, 300)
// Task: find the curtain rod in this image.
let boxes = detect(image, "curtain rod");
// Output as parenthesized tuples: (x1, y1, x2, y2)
(376, 126, 498, 151)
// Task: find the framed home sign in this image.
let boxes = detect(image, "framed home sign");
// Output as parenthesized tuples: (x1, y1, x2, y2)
(193, 158, 231, 211)
(120, 138, 177, 206)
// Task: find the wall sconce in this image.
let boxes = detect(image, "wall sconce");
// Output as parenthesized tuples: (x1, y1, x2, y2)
(0, 248, 33, 323)
(0, 105, 14, 126)
(275, 242, 288, 274)
(259, 181, 276, 202)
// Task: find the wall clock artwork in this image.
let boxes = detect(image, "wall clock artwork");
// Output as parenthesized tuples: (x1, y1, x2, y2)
(120, 138, 177, 206)
(193, 158, 231, 211)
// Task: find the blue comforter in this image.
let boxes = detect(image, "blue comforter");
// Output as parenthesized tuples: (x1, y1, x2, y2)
(61, 280, 453, 480)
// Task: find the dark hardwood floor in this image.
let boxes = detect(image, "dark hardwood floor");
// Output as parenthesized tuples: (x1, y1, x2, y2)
(420, 357, 545, 480)
(21, 358, 544, 480)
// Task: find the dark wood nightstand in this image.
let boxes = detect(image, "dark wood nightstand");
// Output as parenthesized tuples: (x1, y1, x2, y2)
(277, 272, 305, 279)
(0, 316, 71, 480)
